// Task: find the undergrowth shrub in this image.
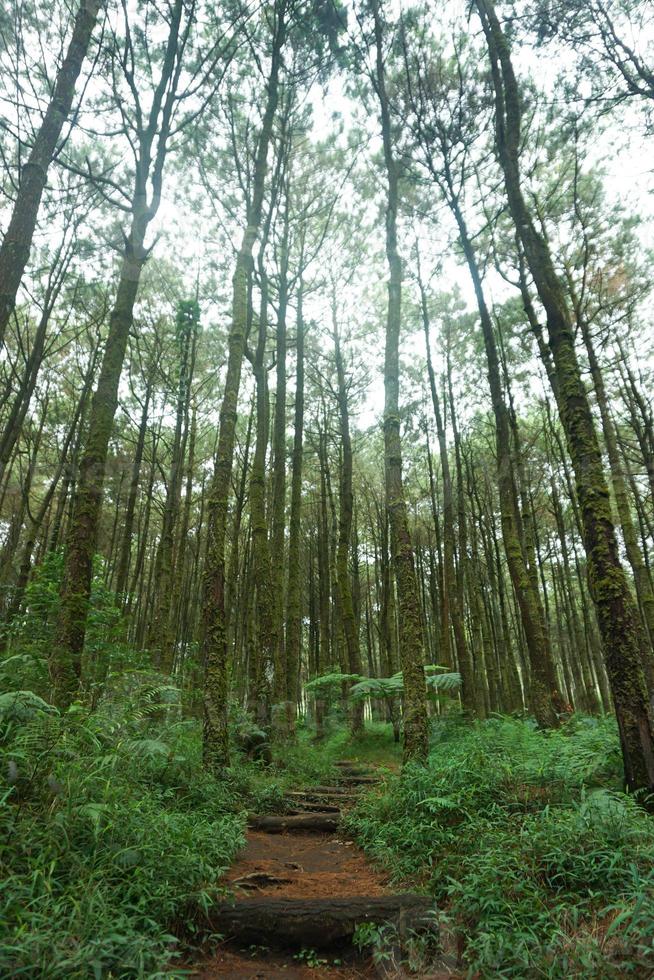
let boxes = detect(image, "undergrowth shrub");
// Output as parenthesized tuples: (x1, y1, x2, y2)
(0, 684, 246, 977)
(226, 720, 401, 814)
(226, 721, 348, 813)
(2, 553, 147, 705)
(347, 715, 654, 978)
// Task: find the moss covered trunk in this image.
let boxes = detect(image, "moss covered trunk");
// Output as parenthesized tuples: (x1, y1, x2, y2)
(201, 9, 285, 773)
(333, 319, 364, 736)
(247, 271, 276, 732)
(271, 200, 290, 736)
(148, 301, 197, 673)
(315, 430, 331, 736)
(372, 0, 428, 763)
(285, 272, 306, 736)
(115, 375, 153, 605)
(50, 214, 147, 706)
(449, 190, 562, 727)
(419, 259, 476, 714)
(578, 306, 654, 702)
(477, 0, 654, 793)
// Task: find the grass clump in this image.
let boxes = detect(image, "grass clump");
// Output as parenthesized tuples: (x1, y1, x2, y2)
(0, 684, 246, 978)
(346, 715, 654, 978)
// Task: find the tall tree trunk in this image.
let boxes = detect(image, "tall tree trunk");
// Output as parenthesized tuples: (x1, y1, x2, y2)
(173, 401, 198, 663)
(577, 303, 654, 695)
(372, 0, 428, 762)
(115, 373, 154, 605)
(50, 0, 188, 707)
(285, 270, 306, 736)
(0, 242, 72, 482)
(424, 433, 447, 663)
(0, 0, 102, 345)
(127, 423, 161, 622)
(418, 253, 475, 713)
(447, 183, 562, 726)
(148, 300, 198, 672)
(0, 376, 89, 647)
(50, 209, 150, 705)
(551, 478, 601, 713)
(315, 434, 331, 737)
(0, 410, 46, 593)
(226, 403, 254, 655)
(271, 194, 290, 735)
(247, 269, 276, 731)
(332, 318, 364, 736)
(201, 7, 285, 772)
(477, 0, 654, 793)
(445, 343, 481, 715)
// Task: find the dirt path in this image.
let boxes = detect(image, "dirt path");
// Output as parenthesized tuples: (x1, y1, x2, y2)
(191, 763, 433, 979)
(193, 829, 384, 978)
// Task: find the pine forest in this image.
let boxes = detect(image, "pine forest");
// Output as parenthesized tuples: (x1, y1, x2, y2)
(2, 1, 654, 976)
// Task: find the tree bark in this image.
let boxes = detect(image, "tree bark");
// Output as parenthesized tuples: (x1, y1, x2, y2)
(115, 371, 154, 604)
(148, 300, 198, 672)
(50, 214, 149, 705)
(246, 268, 276, 731)
(371, 0, 428, 763)
(418, 254, 476, 714)
(247, 812, 340, 833)
(202, 6, 285, 773)
(271, 189, 290, 735)
(448, 184, 562, 726)
(577, 304, 654, 699)
(50, 0, 189, 706)
(332, 317, 364, 736)
(208, 895, 433, 949)
(285, 268, 306, 735)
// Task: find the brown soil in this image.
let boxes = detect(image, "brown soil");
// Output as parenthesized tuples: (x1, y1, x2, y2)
(225, 830, 390, 901)
(192, 945, 378, 979)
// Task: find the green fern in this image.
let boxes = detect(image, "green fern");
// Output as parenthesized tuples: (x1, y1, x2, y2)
(0, 690, 58, 725)
(425, 671, 462, 694)
(305, 671, 363, 693)
(349, 669, 461, 702)
(350, 674, 403, 701)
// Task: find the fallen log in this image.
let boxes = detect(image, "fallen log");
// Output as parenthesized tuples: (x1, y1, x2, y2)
(247, 812, 340, 833)
(210, 895, 434, 948)
(285, 802, 341, 814)
(337, 775, 381, 786)
(334, 762, 374, 775)
(305, 785, 357, 795)
(232, 872, 292, 890)
(286, 790, 358, 805)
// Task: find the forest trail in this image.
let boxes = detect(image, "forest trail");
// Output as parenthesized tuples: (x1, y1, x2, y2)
(192, 761, 443, 979)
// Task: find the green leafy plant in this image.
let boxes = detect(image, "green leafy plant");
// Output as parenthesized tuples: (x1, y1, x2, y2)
(293, 947, 329, 968)
(352, 921, 383, 951)
(349, 666, 462, 702)
(306, 665, 461, 704)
